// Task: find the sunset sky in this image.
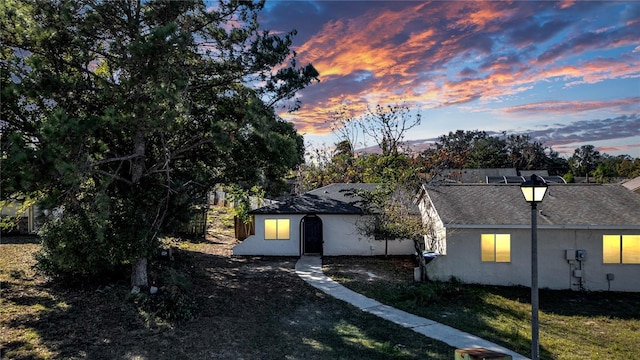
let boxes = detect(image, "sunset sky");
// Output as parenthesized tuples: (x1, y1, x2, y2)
(259, 0, 640, 157)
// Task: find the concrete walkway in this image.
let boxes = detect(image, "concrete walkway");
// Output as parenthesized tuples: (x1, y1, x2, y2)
(295, 255, 529, 360)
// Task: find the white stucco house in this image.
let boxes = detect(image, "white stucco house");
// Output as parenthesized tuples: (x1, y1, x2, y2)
(232, 183, 415, 257)
(0, 201, 38, 234)
(416, 183, 640, 292)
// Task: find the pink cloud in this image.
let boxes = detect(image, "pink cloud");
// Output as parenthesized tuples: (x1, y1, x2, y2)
(275, 2, 639, 137)
(504, 98, 640, 114)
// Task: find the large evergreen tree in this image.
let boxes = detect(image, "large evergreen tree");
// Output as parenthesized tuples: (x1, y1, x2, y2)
(0, 0, 318, 286)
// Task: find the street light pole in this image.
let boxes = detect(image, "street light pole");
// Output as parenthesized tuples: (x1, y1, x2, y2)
(520, 174, 547, 360)
(530, 200, 539, 360)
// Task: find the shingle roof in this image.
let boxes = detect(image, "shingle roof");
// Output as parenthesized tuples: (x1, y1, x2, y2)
(622, 176, 640, 193)
(423, 183, 640, 228)
(251, 183, 379, 214)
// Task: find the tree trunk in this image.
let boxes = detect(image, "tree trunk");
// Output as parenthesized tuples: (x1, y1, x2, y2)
(130, 130, 148, 288)
(414, 238, 427, 282)
(132, 130, 146, 185)
(131, 257, 148, 288)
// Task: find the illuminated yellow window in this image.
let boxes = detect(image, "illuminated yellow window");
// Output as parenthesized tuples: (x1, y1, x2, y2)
(622, 235, 640, 264)
(603, 235, 621, 264)
(265, 219, 277, 239)
(264, 219, 290, 240)
(481, 234, 495, 262)
(495, 234, 511, 262)
(277, 219, 289, 240)
(603, 235, 640, 264)
(481, 234, 510, 263)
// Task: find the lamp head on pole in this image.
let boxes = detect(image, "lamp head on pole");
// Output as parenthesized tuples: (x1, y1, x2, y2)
(520, 174, 548, 205)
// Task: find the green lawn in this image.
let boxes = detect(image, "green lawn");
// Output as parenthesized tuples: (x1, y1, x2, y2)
(324, 257, 640, 360)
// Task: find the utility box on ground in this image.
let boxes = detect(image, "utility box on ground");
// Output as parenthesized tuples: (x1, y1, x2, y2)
(454, 348, 512, 360)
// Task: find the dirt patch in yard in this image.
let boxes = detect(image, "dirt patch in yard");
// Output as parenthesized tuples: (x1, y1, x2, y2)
(323, 256, 417, 285)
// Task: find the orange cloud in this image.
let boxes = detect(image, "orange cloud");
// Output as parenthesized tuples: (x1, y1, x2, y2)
(449, 2, 516, 32)
(278, 2, 639, 137)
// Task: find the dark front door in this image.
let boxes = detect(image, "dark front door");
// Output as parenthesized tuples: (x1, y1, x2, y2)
(302, 215, 323, 254)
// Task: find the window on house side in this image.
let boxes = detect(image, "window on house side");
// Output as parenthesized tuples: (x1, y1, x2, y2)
(481, 234, 495, 262)
(265, 219, 277, 239)
(481, 234, 510, 263)
(622, 235, 640, 264)
(603, 235, 620, 264)
(495, 234, 511, 262)
(265, 219, 290, 240)
(603, 235, 640, 264)
(277, 219, 289, 239)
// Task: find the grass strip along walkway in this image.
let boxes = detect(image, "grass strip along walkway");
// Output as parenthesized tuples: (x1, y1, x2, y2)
(295, 255, 529, 360)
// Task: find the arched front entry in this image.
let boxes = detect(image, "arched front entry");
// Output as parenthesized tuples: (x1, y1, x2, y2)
(301, 215, 323, 255)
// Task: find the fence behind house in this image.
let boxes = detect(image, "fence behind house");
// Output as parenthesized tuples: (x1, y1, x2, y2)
(179, 206, 207, 238)
(209, 189, 279, 240)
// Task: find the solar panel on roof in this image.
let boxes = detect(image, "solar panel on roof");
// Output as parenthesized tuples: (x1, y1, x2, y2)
(505, 176, 526, 183)
(486, 176, 507, 183)
(483, 175, 567, 184)
(541, 176, 566, 184)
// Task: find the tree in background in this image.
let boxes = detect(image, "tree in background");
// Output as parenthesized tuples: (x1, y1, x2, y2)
(465, 135, 509, 169)
(360, 103, 421, 157)
(426, 130, 486, 169)
(591, 154, 635, 183)
(225, 185, 264, 240)
(296, 142, 362, 193)
(424, 130, 554, 172)
(616, 157, 640, 178)
(298, 102, 422, 192)
(543, 148, 570, 177)
(326, 104, 362, 155)
(1, 0, 317, 286)
(504, 134, 548, 170)
(569, 145, 601, 183)
(592, 162, 618, 184)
